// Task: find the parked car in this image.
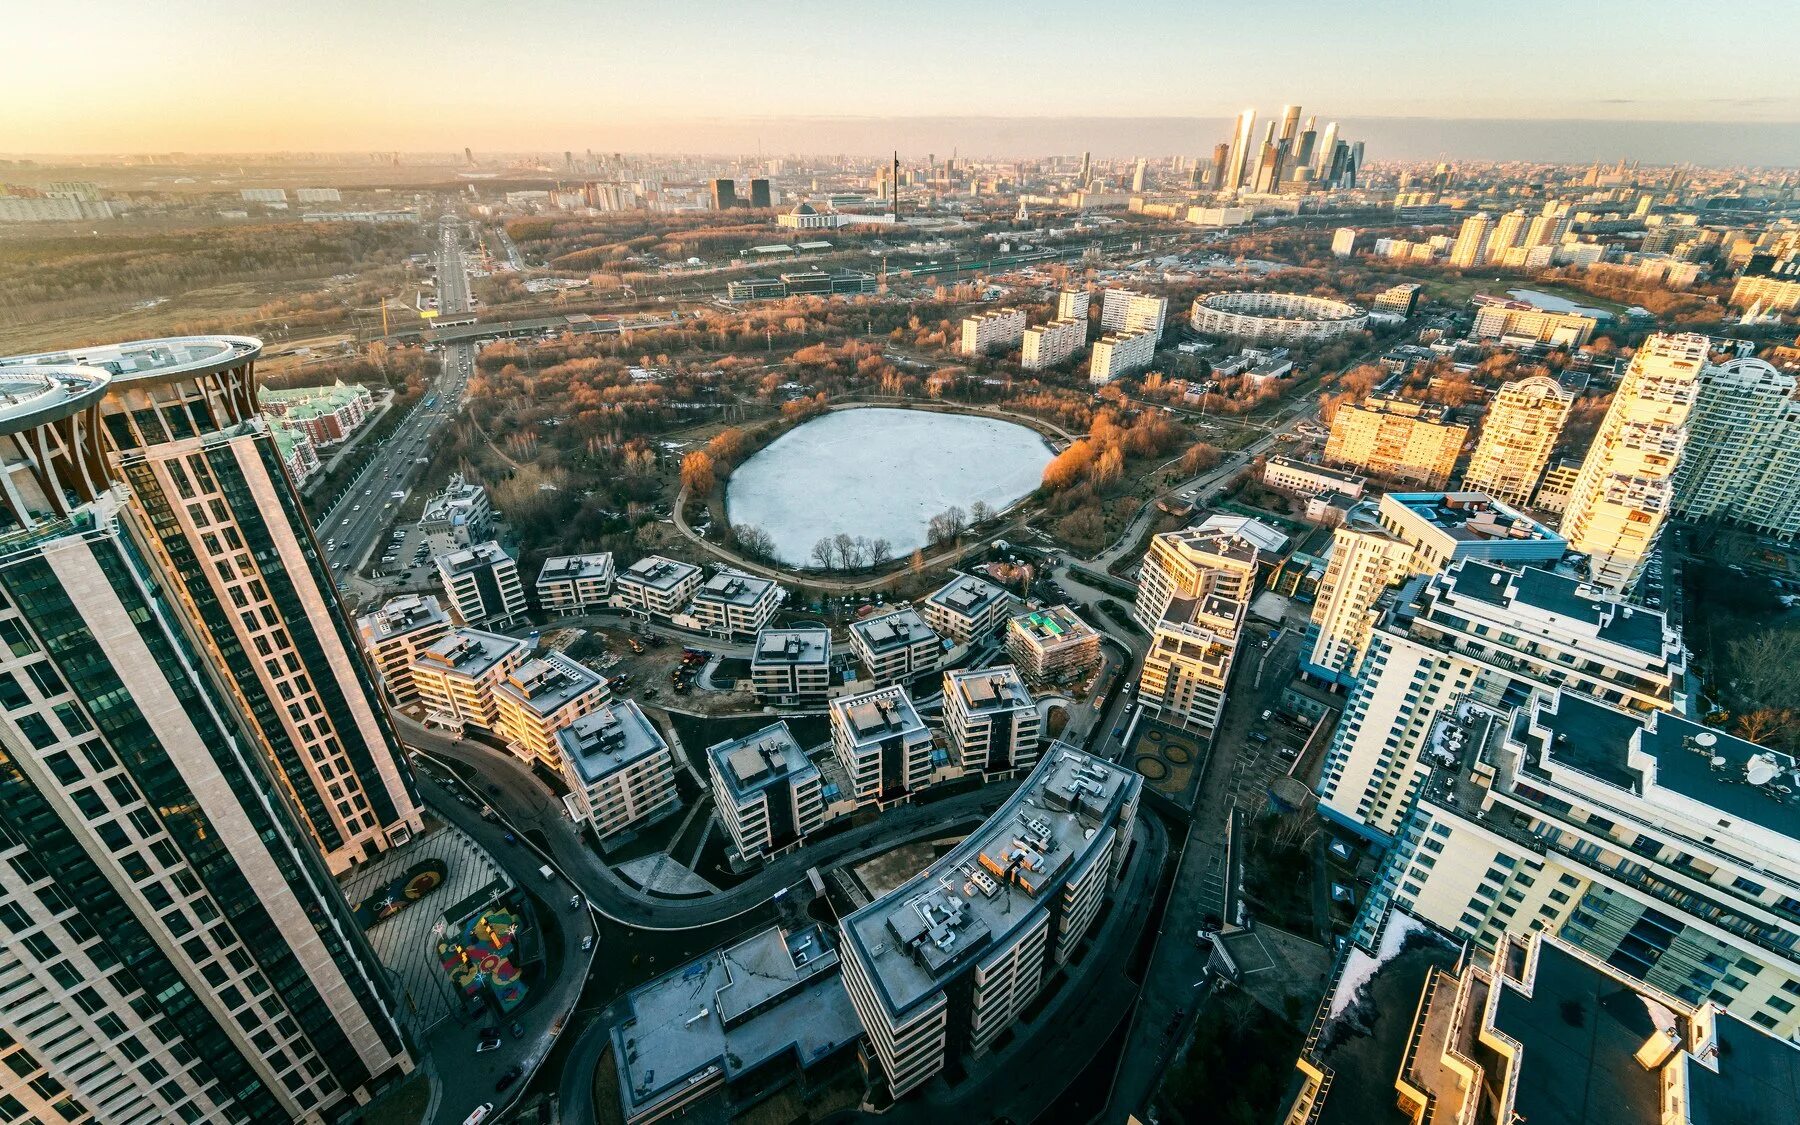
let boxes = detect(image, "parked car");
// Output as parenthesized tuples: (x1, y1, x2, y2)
(494, 1066, 523, 1092)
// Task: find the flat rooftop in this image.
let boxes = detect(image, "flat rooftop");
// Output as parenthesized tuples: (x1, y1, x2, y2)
(840, 747, 1140, 1020)
(415, 628, 526, 678)
(1382, 491, 1564, 549)
(619, 555, 701, 592)
(437, 540, 512, 576)
(694, 569, 774, 608)
(1159, 525, 1262, 565)
(751, 627, 830, 667)
(851, 606, 937, 653)
(926, 573, 1009, 618)
(946, 666, 1034, 715)
(612, 924, 862, 1123)
(537, 553, 614, 583)
(709, 722, 818, 802)
(496, 653, 606, 717)
(1267, 454, 1366, 486)
(830, 686, 927, 747)
(0, 335, 261, 384)
(558, 700, 667, 784)
(1441, 561, 1670, 658)
(1008, 605, 1097, 647)
(358, 594, 449, 642)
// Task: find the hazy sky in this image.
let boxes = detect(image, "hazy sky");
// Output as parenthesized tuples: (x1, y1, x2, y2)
(6, 0, 1799, 159)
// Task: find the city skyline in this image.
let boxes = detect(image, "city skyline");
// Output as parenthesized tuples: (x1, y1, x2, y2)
(6, 0, 1800, 160)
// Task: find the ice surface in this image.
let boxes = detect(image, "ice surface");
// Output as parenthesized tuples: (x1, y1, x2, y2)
(725, 408, 1053, 566)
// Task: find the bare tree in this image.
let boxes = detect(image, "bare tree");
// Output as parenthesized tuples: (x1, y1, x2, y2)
(869, 537, 892, 566)
(810, 536, 836, 570)
(852, 536, 872, 568)
(969, 500, 994, 525)
(833, 532, 856, 570)
(944, 505, 967, 537)
(734, 524, 774, 561)
(1730, 632, 1800, 710)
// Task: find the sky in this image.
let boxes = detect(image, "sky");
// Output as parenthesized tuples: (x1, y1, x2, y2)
(5, 0, 1799, 162)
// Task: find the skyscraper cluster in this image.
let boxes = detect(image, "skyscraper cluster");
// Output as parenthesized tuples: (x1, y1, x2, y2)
(0, 337, 421, 1122)
(1215, 105, 1361, 194)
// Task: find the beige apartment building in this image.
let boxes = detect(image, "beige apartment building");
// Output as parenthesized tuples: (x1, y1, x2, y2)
(959, 307, 1028, 356)
(357, 593, 452, 706)
(411, 627, 529, 736)
(1021, 317, 1087, 370)
(1324, 394, 1469, 488)
(1460, 374, 1572, 507)
(494, 652, 611, 770)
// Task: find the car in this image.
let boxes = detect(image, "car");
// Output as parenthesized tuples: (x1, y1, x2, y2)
(463, 1104, 495, 1125)
(474, 1038, 501, 1054)
(1278, 746, 1299, 761)
(1261, 709, 1273, 721)
(510, 1021, 525, 1038)
(502, 832, 516, 844)
(568, 894, 582, 911)
(495, 1065, 523, 1093)
(1250, 732, 1270, 744)
(581, 935, 594, 951)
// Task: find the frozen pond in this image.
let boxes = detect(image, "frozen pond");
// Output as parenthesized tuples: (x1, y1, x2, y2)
(726, 408, 1052, 566)
(1506, 289, 1612, 320)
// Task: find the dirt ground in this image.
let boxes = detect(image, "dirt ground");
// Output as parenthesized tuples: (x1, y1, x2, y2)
(560, 626, 754, 712)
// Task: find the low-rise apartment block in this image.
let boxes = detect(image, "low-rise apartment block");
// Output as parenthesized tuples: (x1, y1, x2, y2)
(1005, 605, 1101, 685)
(839, 749, 1141, 1098)
(1021, 317, 1087, 370)
(436, 540, 528, 627)
(1316, 560, 1685, 842)
(412, 627, 530, 735)
(1088, 329, 1157, 385)
(830, 685, 935, 803)
(921, 572, 1014, 643)
(1324, 395, 1469, 488)
(494, 653, 611, 769)
(557, 700, 679, 841)
(690, 568, 781, 637)
(1469, 294, 1598, 346)
(536, 552, 615, 616)
(959, 307, 1028, 356)
(614, 555, 704, 618)
(709, 722, 826, 862)
(750, 627, 832, 704)
(1349, 689, 1800, 1041)
(356, 593, 451, 705)
(1262, 455, 1367, 500)
(849, 606, 942, 685)
(943, 666, 1041, 776)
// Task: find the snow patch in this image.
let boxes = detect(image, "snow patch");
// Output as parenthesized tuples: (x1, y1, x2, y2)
(1328, 911, 1430, 1018)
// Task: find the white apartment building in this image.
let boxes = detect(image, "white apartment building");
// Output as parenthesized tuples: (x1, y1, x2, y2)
(1673, 353, 1800, 539)
(1139, 591, 1248, 739)
(613, 554, 703, 618)
(921, 572, 1014, 643)
(1461, 374, 1572, 508)
(689, 568, 781, 637)
(1005, 605, 1101, 685)
(1133, 526, 1261, 633)
(1100, 289, 1168, 338)
(1317, 560, 1685, 843)
(1088, 329, 1157, 385)
(941, 666, 1040, 776)
(493, 652, 611, 770)
(709, 722, 825, 861)
(1352, 690, 1800, 1040)
(830, 685, 935, 804)
(1559, 333, 1706, 594)
(419, 472, 493, 551)
(1324, 395, 1469, 488)
(411, 628, 530, 736)
(838, 750, 1140, 1099)
(1330, 227, 1358, 257)
(557, 700, 679, 840)
(1021, 317, 1087, 370)
(849, 606, 942, 685)
(1056, 289, 1091, 322)
(535, 552, 615, 615)
(1262, 455, 1367, 500)
(959, 307, 1028, 356)
(436, 540, 528, 627)
(356, 593, 452, 706)
(1304, 523, 1416, 688)
(750, 627, 832, 704)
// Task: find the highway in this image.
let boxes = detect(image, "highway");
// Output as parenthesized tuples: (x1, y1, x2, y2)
(317, 216, 477, 599)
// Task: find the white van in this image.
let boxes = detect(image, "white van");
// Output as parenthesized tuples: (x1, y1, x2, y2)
(462, 1104, 493, 1125)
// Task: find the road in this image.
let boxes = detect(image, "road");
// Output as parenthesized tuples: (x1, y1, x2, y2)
(317, 216, 477, 599)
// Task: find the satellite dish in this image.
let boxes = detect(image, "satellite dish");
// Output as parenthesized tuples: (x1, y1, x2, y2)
(1694, 731, 1718, 748)
(1747, 754, 1780, 787)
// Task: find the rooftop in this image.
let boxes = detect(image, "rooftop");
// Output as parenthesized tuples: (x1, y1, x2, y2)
(0, 365, 112, 433)
(839, 747, 1140, 1019)
(620, 554, 702, 592)
(415, 628, 527, 678)
(946, 665, 1034, 715)
(558, 700, 668, 785)
(612, 924, 862, 1124)
(1008, 604, 1097, 648)
(358, 594, 449, 642)
(1192, 513, 1289, 557)
(0, 335, 261, 386)
(1439, 561, 1671, 658)
(709, 722, 818, 803)
(851, 606, 939, 654)
(1267, 454, 1367, 486)
(1381, 491, 1565, 550)
(751, 627, 830, 667)
(830, 685, 928, 747)
(437, 540, 513, 576)
(694, 568, 775, 608)
(536, 552, 615, 583)
(496, 653, 606, 717)
(926, 572, 1009, 618)
(260, 381, 369, 418)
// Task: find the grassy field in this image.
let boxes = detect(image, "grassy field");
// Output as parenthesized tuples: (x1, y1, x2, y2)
(1359, 267, 1629, 315)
